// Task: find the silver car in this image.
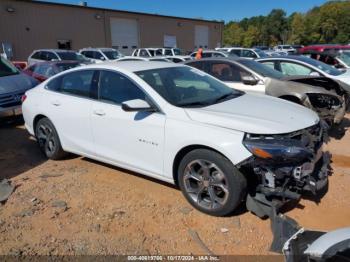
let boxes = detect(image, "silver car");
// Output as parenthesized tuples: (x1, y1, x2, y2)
(0, 56, 38, 118)
(185, 58, 346, 125)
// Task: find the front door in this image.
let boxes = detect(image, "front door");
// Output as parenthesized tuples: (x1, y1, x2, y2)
(91, 70, 166, 176)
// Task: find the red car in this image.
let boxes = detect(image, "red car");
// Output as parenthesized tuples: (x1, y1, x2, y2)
(22, 61, 81, 82)
(299, 44, 350, 53)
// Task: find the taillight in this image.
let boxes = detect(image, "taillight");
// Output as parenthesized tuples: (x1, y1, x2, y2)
(21, 94, 27, 103)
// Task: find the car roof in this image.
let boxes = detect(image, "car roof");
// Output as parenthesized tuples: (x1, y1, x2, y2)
(33, 49, 77, 53)
(81, 47, 116, 51)
(82, 61, 181, 72)
(256, 55, 310, 61)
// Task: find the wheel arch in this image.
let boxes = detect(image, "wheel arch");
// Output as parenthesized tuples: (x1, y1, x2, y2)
(33, 114, 48, 134)
(172, 144, 229, 187)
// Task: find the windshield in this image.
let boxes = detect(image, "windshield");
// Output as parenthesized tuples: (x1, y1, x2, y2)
(103, 50, 121, 60)
(337, 51, 350, 67)
(57, 52, 88, 62)
(300, 57, 344, 76)
(0, 57, 19, 77)
(135, 66, 243, 107)
(282, 45, 292, 49)
(239, 59, 284, 79)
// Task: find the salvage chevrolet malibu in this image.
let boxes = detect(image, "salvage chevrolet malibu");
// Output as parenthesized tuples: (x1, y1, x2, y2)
(22, 62, 329, 217)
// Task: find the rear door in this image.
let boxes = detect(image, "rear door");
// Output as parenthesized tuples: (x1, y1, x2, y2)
(91, 70, 166, 176)
(44, 69, 98, 156)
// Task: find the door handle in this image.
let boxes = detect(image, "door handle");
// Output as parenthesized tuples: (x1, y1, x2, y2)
(93, 109, 106, 116)
(51, 100, 61, 106)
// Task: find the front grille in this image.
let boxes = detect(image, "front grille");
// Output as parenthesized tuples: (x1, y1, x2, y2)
(0, 91, 24, 108)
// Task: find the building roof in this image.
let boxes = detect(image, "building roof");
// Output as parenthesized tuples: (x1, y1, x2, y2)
(26, 0, 223, 24)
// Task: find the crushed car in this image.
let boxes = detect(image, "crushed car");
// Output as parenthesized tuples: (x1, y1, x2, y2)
(184, 58, 346, 125)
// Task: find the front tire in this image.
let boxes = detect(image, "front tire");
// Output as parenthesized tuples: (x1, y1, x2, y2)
(178, 149, 247, 216)
(35, 118, 66, 160)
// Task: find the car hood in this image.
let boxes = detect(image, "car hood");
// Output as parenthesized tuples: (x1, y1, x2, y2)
(267, 77, 338, 97)
(331, 71, 350, 93)
(0, 73, 38, 95)
(185, 94, 319, 134)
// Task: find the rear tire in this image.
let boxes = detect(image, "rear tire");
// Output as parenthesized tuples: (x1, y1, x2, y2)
(178, 149, 247, 216)
(35, 118, 66, 160)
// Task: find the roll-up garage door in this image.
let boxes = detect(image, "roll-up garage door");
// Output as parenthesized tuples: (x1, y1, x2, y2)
(194, 25, 209, 49)
(110, 18, 139, 55)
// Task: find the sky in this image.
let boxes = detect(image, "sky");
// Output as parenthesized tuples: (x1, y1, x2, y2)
(40, 0, 329, 22)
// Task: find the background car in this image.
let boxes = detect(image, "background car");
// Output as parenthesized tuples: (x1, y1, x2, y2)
(300, 49, 350, 69)
(79, 48, 123, 63)
(28, 49, 92, 66)
(0, 56, 38, 118)
(273, 45, 296, 54)
(22, 61, 327, 217)
(22, 61, 81, 82)
(216, 47, 268, 59)
(256, 56, 350, 97)
(185, 58, 346, 124)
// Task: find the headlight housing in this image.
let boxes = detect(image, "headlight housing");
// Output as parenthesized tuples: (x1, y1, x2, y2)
(306, 93, 341, 109)
(243, 134, 313, 164)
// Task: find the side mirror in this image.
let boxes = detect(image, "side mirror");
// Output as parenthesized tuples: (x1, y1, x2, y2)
(309, 71, 321, 77)
(100, 56, 106, 61)
(242, 75, 259, 85)
(121, 99, 155, 112)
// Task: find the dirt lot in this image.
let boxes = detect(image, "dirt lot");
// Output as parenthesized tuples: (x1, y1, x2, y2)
(0, 115, 349, 256)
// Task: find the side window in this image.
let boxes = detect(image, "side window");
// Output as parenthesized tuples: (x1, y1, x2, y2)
(60, 70, 95, 97)
(164, 49, 172, 56)
(280, 62, 313, 76)
(46, 52, 58, 61)
(93, 51, 103, 60)
(242, 50, 257, 58)
(46, 76, 61, 91)
(139, 49, 149, 57)
(209, 62, 250, 82)
(212, 52, 225, 58)
(98, 70, 146, 105)
(82, 51, 94, 59)
(202, 52, 212, 58)
(31, 52, 42, 59)
(39, 52, 49, 61)
(230, 49, 241, 56)
(187, 61, 204, 71)
(261, 61, 276, 70)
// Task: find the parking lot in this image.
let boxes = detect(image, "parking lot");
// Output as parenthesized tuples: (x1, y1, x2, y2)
(0, 115, 349, 256)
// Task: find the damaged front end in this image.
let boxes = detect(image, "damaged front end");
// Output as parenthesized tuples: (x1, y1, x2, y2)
(239, 122, 331, 218)
(303, 93, 346, 125)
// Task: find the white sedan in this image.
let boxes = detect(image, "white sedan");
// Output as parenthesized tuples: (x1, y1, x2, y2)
(22, 62, 328, 217)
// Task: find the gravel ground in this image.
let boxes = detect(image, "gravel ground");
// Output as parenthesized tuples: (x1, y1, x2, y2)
(0, 115, 349, 256)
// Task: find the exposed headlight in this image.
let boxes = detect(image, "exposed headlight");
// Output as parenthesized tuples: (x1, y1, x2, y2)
(243, 135, 313, 164)
(306, 93, 341, 109)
